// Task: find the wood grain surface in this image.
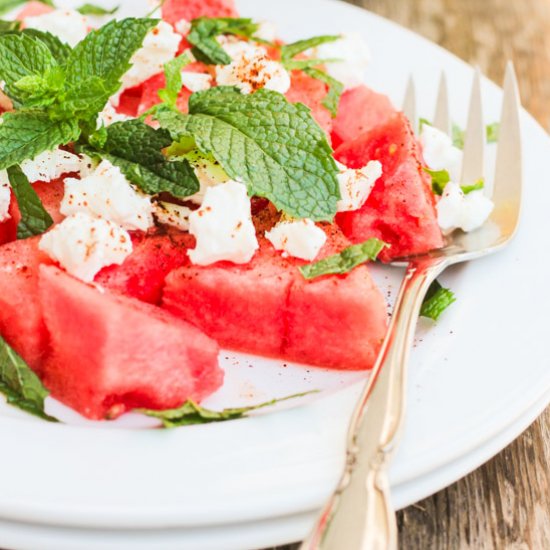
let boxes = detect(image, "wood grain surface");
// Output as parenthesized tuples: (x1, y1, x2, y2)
(274, 0, 550, 548)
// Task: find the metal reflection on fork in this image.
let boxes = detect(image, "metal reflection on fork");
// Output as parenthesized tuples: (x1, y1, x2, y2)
(300, 63, 522, 550)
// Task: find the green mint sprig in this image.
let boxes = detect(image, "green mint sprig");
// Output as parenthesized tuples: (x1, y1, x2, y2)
(424, 167, 484, 196)
(299, 238, 388, 280)
(77, 3, 119, 16)
(187, 17, 259, 65)
(420, 280, 456, 321)
(303, 66, 343, 117)
(280, 35, 340, 61)
(139, 391, 316, 428)
(157, 51, 193, 108)
(0, 334, 57, 421)
(155, 86, 340, 221)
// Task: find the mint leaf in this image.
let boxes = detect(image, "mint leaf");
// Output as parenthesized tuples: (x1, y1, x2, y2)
(418, 117, 432, 133)
(283, 58, 340, 71)
(64, 18, 157, 102)
(0, 19, 20, 32)
(486, 122, 500, 143)
(424, 167, 450, 195)
(0, 334, 57, 421)
(303, 66, 343, 117)
(22, 29, 72, 63)
(461, 178, 484, 194)
(280, 35, 340, 62)
(452, 123, 465, 149)
(157, 51, 193, 108)
(83, 119, 199, 198)
(420, 280, 456, 321)
(139, 392, 315, 428)
(12, 66, 65, 108)
(56, 75, 111, 121)
(0, 32, 57, 104)
(7, 165, 53, 238)
(299, 238, 387, 280)
(156, 87, 339, 221)
(0, 110, 80, 169)
(77, 3, 119, 15)
(188, 17, 259, 65)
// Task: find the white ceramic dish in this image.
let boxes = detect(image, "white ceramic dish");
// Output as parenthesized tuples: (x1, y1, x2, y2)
(1, 0, 549, 549)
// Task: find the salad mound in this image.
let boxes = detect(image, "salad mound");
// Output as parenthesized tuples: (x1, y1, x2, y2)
(0, 0, 485, 423)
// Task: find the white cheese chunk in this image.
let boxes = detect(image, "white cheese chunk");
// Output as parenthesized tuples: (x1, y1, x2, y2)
(61, 160, 154, 232)
(311, 32, 371, 91)
(420, 125, 463, 182)
(336, 160, 382, 212)
(39, 213, 133, 283)
(175, 19, 191, 36)
(216, 39, 290, 95)
(96, 102, 131, 129)
(154, 202, 192, 231)
(181, 71, 212, 92)
(0, 170, 10, 222)
(118, 21, 180, 94)
(20, 149, 82, 183)
(266, 219, 327, 261)
(188, 180, 258, 265)
(255, 21, 278, 42)
(24, 9, 88, 47)
(437, 182, 494, 234)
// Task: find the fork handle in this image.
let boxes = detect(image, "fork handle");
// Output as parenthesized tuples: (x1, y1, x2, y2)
(300, 258, 446, 550)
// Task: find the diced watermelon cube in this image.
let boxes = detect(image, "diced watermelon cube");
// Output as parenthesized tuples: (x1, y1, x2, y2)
(39, 265, 223, 419)
(335, 113, 444, 261)
(162, 0, 238, 27)
(332, 85, 396, 149)
(0, 237, 52, 373)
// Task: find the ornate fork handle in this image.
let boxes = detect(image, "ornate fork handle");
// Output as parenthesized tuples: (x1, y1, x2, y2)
(301, 256, 448, 550)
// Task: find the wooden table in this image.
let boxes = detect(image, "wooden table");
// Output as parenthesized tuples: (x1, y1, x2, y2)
(276, 0, 550, 547)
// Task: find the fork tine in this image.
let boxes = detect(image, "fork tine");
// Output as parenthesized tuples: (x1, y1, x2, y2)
(492, 63, 522, 213)
(402, 75, 417, 131)
(433, 72, 451, 136)
(461, 68, 485, 185)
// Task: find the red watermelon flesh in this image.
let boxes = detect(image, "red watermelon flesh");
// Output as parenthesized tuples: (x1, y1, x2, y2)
(16, 1, 53, 20)
(162, 0, 238, 27)
(0, 237, 53, 373)
(332, 85, 396, 149)
(95, 231, 194, 304)
(39, 265, 222, 420)
(162, 225, 387, 370)
(286, 70, 333, 138)
(335, 113, 444, 262)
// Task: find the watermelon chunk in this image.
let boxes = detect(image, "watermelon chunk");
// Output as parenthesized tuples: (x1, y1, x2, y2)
(39, 265, 222, 419)
(0, 237, 52, 373)
(162, 0, 238, 27)
(335, 113, 444, 261)
(162, 227, 387, 370)
(286, 70, 333, 137)
(16, 1, 53, 20)
(95, 231, 194, 304)
(332, 85, 396, 148)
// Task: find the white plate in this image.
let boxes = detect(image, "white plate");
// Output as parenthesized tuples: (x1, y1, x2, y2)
(1, 0, 550, 548)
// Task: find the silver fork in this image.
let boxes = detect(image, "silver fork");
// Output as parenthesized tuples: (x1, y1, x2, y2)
(300, 62, 522, 550)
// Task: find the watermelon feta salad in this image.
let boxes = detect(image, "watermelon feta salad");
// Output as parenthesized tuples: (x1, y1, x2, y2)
(0, 0, 493, 424)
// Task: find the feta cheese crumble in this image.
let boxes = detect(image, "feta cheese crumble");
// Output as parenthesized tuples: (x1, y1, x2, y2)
(188, 180, 259, 265)
(216, 39, 290, 95)
(118, 21, 181, 96)
(420, 125, 463, 182)
(311, 33, 371, 91)
(0, 170, 10, 222)
(96, 103, 131, 129)
(181, 71, 213, 93)
(61, 160, 154, 232)
(20, 149, 83, 183)
(266, 219, 327, 261)
(437, 183, 494, 234)
(24, 9, 88, 47)
(39, 213, 133, 283)
(175, 19, 191, 36)
(336, 160, 382, 212)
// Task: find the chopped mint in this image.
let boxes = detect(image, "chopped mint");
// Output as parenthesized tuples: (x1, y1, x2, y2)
(299, 238, 387, 280)
(424, 167, 450, 195)
(420, 280, 456, 321)
(77, 3, 119, 15)
(187, 17, 259, 65)
(303, 66, 343, 118)
(461, 178, 484, 194)
(82, 119, 199, 198)
(156, 87, 340, 221)
(0, 19, 20, 32)
(157, 51, 193, 108)
(139, 392, 316, 428)
(21, 29, 73, 63)
(0, 334, 57, 421)
(486, 122, 500, 143)
(418, 117, 432, 133)
(280, 35, 340, 61)
(7, 165, 54, 238)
